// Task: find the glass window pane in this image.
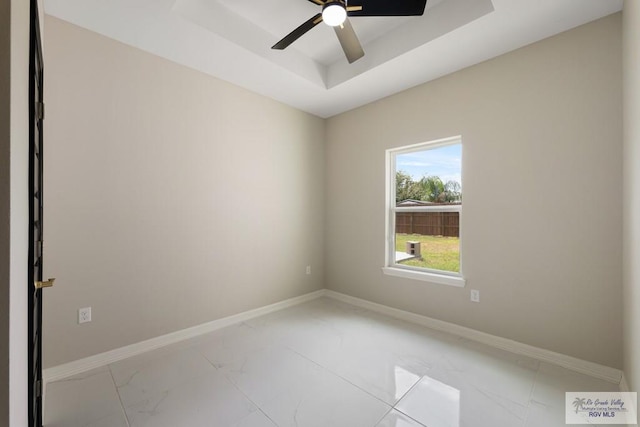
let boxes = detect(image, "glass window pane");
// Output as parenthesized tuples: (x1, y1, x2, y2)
(392, 141, 462, 274)
(396, 144, 462, 204)
(394, 212, 460, 273)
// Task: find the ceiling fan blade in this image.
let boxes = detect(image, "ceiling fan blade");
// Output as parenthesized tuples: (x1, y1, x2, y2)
(347, 0, 427, 16)
(307, 0, 325, 4)
(334, 18, 364, 64)
(272, 13, 323, 50)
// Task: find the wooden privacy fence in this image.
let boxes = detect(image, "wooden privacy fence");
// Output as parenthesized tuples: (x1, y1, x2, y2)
(396, 212, 460, 237)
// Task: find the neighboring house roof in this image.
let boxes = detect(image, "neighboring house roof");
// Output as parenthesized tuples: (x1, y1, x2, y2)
(396, 200, 462, 207)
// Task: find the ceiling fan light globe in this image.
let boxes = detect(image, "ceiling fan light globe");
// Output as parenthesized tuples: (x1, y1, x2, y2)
(322, 3, 347, 27)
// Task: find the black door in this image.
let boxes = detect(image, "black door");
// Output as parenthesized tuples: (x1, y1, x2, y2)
(28, 1, 52, 426)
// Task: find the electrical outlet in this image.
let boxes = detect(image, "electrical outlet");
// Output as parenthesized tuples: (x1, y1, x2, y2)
(470, 290, 480, 303)
(78, 307, 92, 324)
(306, 265, 311, 275)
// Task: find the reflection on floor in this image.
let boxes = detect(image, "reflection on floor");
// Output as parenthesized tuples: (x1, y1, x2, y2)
(44, 297, 619, 427)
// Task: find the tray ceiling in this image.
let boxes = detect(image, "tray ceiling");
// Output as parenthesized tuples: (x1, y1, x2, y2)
(44, 0, 622, 117)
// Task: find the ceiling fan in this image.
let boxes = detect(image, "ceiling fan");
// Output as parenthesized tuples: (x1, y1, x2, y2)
(272, 0, 428, 64)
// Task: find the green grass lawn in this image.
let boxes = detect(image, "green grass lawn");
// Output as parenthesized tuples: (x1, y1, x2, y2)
(395, 233, 460, 272)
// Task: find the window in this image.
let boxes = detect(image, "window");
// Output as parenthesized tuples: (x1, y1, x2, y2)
(383, 136, 465, 287)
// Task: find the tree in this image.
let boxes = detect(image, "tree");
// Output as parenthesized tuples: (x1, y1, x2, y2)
(396, 171, 462, 204)
(443, 180, 462, 202)
(418, 176, 445, 202)
(396, 171, 422, 202)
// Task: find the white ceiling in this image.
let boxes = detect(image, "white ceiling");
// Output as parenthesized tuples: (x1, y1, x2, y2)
(44, 0, 622, 118)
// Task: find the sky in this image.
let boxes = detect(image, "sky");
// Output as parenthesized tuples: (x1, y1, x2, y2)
(396, 143, 462, 186)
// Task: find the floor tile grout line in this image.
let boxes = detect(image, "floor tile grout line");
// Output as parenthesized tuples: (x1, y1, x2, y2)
(111, 345, 220, 406)
(392, 407, 429, 427)
(373, 407, 395, 426)
(282, 342, 396, 409)
(107, 364, 132, 427)
(191, 341, 281, 426)
(522, 362, 542, 427)
(231, 382, 281, 427)
(220, 367, 281, 427)
(392, 372, 425, 409)
(387, 372, 432, 426)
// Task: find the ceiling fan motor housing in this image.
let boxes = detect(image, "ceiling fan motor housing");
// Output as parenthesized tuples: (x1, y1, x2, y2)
(322, 1, 347, 26)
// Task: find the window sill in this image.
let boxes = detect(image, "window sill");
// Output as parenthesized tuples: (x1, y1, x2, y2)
(382, 267, 466, 287)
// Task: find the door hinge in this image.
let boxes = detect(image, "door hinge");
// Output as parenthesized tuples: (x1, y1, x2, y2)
(36, 102, 45, 120)
(37, 240, 42, 258)
(36, 380, 41, 397)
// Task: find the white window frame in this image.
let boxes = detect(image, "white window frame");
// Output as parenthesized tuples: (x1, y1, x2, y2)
(383, 136, 466, 287)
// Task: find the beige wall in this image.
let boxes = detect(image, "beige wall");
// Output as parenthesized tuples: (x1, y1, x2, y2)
(42, 16, 325, 368)
(1, 0, 10, 422)
(42, 11, 628, 373)
(623, 0, 640, 393)
(326, 14, 623, 368)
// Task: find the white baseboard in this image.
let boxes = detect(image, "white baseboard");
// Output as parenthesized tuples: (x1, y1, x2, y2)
(44, 287, 623, 392)
(323, 290, 623, 384)
(43, 289, 325, 384)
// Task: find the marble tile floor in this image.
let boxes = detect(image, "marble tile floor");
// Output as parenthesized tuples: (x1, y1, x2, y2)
(44, 297, 620, 427)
